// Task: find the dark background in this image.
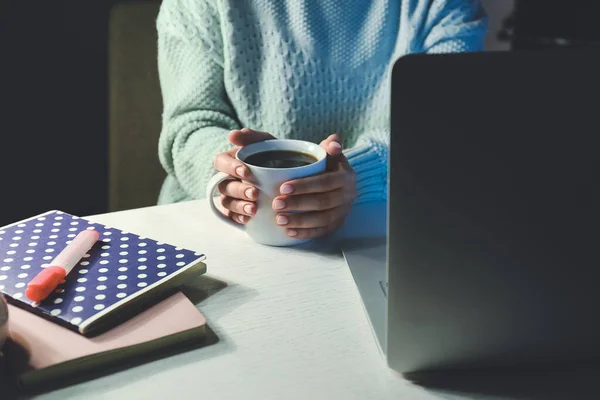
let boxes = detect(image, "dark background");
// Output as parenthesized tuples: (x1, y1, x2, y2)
(1, 0, 121, 225)
(1, 0, 598, 226)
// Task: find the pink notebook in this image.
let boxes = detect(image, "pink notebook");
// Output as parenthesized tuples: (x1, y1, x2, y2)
(2, 291, 206, 387)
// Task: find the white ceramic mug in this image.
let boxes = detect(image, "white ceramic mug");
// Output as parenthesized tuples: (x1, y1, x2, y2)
(206, 139, 327, 246)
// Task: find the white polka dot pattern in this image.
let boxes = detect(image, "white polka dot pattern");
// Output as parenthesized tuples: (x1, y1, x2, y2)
(0, 211, 205, 331)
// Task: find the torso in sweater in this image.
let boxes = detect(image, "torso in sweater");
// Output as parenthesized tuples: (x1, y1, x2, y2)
(220, 1, 399, 147)
(156, 0, 487, 204)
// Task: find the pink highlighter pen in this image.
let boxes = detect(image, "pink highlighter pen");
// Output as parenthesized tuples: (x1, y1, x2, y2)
(26, 230, 100, 303)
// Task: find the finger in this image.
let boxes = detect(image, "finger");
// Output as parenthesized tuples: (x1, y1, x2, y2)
(272, 189, 349, 212)
(279, 171, 349, 195)
(221, 195, 256, 216)
(286, 217, 346, 239)
(228, 128, 275, 147)
(213, 151, 249, 179)
(230, 211, 250, 225)
(218, 206, 249, 225)
(276, 204, 351, 229)
(320, 134, 346, 171)
(218, 179, 257, 200)
(319, 133, 343, 157)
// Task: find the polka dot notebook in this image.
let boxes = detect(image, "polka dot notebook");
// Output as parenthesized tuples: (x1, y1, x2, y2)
(0, 210, 206, 336)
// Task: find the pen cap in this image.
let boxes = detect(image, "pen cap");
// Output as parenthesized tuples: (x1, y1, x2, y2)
(25, 266, 67, 303)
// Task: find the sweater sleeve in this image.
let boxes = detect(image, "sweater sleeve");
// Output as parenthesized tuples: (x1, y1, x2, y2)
(344, 131, 389, 205)
(156, 0, 240, 201)
(344, 0, 487, 205)
(421, 0, 488, 53)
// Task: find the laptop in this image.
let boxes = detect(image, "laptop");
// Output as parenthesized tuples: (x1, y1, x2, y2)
(342, 47, 600, 374)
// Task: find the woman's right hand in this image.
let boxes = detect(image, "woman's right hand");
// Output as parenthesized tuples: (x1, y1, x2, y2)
(213, 128, 275, 224)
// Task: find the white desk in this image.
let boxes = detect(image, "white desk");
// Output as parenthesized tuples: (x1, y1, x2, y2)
(10, 200, 598, 400)
(14, 199, 431, 400)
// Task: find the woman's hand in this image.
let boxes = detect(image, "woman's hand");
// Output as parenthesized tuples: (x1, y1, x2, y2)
(273, 134, 357, 239)
(213, 128, 274, 224)
(214, 130, 357, 237)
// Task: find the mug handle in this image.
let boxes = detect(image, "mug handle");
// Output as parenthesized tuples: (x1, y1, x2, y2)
(205, 172, 245, 230)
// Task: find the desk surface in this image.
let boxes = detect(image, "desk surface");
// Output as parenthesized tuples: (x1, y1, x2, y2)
(8, 200, 598, 400)
(21, 199, 434, 400)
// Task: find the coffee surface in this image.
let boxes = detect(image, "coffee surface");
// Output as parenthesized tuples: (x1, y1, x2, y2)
(244, 150, 317, 168)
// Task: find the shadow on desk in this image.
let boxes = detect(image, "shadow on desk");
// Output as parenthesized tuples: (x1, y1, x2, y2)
(0, 275, 229, 399)
(182, 274, 228, 304)
(407, 364, 600, 400)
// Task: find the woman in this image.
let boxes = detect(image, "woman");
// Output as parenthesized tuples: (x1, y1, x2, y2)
(156, 0, 487, 239)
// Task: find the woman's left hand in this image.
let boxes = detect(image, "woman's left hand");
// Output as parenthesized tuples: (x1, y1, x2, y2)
(273, 134, 357, 239)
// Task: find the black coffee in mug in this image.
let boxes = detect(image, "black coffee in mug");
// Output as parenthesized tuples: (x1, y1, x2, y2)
(244, 150, 318, 169)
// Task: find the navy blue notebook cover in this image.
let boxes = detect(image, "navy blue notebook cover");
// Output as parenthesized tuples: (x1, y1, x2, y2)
(0, 210, 206, 336)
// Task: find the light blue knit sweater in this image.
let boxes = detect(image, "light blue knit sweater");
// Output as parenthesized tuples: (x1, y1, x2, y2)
(156, 0, 488, 205)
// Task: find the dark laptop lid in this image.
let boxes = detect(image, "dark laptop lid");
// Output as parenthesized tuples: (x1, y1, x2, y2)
(387, 48, 600, 373)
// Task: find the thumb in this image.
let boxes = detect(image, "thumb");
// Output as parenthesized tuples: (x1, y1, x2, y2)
(228, 128, 275, 147)
(320, 133, 343, 157)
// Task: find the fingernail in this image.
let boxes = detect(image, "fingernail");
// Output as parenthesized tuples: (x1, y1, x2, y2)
(276, 215, 289, 225)
(238, 215, 246, 223)
(329, 141, 342, 149)
(245, 187, 256, 199)
(280, 184, 294, 195)
(287, 229, 298, 237)
(273, 199, 286, 210)
(236, 166, 246, 177)
(243, 204, 254, 215)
